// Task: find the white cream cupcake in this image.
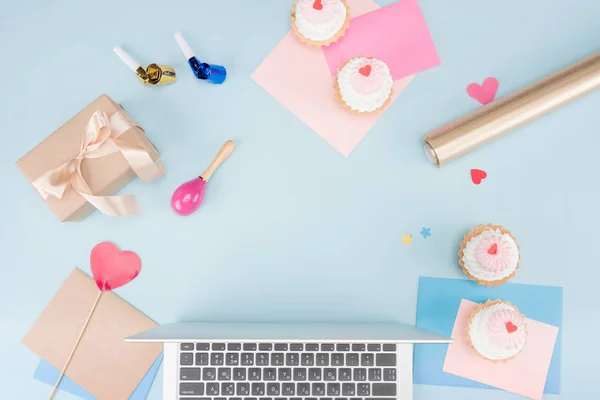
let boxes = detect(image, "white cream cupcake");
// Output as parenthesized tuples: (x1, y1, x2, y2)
(334, 56, 394, 114)
(467, 299, 528, 362)
(291, 0, 350, 47)
(458, 224, 520, 286)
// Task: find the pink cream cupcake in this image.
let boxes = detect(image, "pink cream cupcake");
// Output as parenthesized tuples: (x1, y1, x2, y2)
(467, 299, 528, 362)
(291, 0, 350, 47)
(458, 224, 520, 286)
(334, 56, 394, 114)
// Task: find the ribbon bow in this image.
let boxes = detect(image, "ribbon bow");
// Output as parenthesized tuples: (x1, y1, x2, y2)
(32, 111, 163, 216)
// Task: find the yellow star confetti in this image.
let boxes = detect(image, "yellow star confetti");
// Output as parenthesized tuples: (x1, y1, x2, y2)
(402, 234, 413, 246)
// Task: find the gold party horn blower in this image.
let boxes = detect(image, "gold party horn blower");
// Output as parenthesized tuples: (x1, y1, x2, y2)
(112, 46, 176, 85)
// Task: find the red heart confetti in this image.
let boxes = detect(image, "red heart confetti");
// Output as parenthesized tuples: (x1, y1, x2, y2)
(487, 243, 498, 255)
(467, 77, 499, 105)
(471, 169, 487, 185)
(313, 0, 323, 10)
(359, 65, 372, 77)
(90, 242, 141, 291)
(505, 321, 518, 334)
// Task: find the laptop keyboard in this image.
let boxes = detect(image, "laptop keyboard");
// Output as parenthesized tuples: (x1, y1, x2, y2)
(179, 343, 398, 400)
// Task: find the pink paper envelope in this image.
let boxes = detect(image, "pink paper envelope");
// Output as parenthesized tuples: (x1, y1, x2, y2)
(323, 0, 440, 80)
(443, 300, 559, 400)
(251, 0, 413, 157)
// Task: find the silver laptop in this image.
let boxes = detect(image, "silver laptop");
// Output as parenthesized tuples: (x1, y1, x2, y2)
(127, 322, 451, 400)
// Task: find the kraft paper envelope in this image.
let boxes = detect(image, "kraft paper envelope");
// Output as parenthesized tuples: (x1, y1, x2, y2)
(443, 299, 559, 400)
(322, 0, 440, 80)
(251, 0, 413, 157)
(22, 268, 163, 399)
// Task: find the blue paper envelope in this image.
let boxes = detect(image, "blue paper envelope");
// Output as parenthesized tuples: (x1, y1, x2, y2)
(413, 277, 562, 394)
(34, 352, 163, 400)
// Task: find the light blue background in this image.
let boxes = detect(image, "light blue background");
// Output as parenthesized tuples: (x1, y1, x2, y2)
(0, 0, 599, 399)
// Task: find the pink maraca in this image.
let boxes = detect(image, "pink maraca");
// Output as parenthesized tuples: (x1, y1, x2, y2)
(171, 140, 235, 216)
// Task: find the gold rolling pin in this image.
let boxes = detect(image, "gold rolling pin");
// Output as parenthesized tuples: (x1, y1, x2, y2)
(423, 51, 600, 167)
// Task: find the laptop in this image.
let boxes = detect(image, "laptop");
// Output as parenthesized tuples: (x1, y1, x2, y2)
(126, 322, 451, 400)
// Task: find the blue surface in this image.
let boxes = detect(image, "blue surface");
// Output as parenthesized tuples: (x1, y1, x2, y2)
(1, 0, 600, 399)
(413, 277, 563, 393)
(34, 353, 163, 400)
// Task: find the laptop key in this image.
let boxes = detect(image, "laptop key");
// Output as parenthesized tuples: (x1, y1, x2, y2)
(382, 344, 396, 352)
(301, 353, 314, 366)
(264, 368, 277, 381)
(286, 353, 299, 366)
(211, 353, 224, 365)
(361, 353, 374, 366)
(274, 343, 288, 351)
(180, 353, 194, 366)
(228, 343, 242, 351)
(180, 368, 201, 380)
(383, 368, 396, 381)
(305, 343, 319, 351)
(321, 344, 335, 351)
(373, 383, 396, 396)
(327, 383, 341, 396)
(181, 343, 194, 351)
(243, 343, 257, 351)
(242, 353, 254, 366)
(339, 368, 352, 381)
(222, 382, 235, 395)
(196, 353, 209, 366)
(297, 382, 310, 396)
(354, 368, 366, 381)
(272, 353, 285, 366)
(259, 343, 273, 351)
(233, 368, 246, 380)
(336, 344, 350, 351)
(331, 353, 344, 366)
(180, 382, 204, 395)
(357, 383, 370, 396)
(367, 344, 381, 351)
(218, 367, 231, 380)
(226, 353, 239, 365)
(352, 344, 365, 351)
(249, 368, 261, 381)
(206, 382, 219, 395)
(290, 343, 303, 351)
(196, 343, 210, 351)
(282, 382, 295, 395)
(313, 382, 325, 396)
(257, 353, 269, 366)
(267, 382, 280, 396)
(316, 353, 329, 366)
(376, 353, 396, 366)
(369, 368, 382, 381)
(346, 353, 359, 366)
(308, 368, 322, 381)
(294, 367, 307, 381)
(237, 382, 250, 395)
(278, 368, 292, 381)
(324, 368, 336, 381)
(203, 368, 216, 380)
(212, 343, 226, 351)
(252, 383, 265, 396)
(342, 383, 355, 396)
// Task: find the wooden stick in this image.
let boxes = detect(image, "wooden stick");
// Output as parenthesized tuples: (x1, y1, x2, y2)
(47, 290, 103, 400)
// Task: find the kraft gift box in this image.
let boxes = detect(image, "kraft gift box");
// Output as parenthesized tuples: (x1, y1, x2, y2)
(15, 94, 161, 222)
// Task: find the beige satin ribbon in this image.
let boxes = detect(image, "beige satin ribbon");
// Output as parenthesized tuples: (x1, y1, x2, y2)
(32, 111, 163, 216)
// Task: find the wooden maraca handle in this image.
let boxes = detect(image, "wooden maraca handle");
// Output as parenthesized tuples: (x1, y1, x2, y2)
(200, 140, 235, 182)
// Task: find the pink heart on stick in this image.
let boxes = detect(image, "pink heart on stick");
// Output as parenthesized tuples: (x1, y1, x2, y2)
(90, 242, 141, 291)
(467, 77, 499, 105)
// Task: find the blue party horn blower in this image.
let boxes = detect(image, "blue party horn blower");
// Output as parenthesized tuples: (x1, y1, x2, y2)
(174, 32, 226, 84)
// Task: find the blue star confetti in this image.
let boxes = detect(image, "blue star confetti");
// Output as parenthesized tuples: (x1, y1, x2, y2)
(420, 227, 431, 239)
